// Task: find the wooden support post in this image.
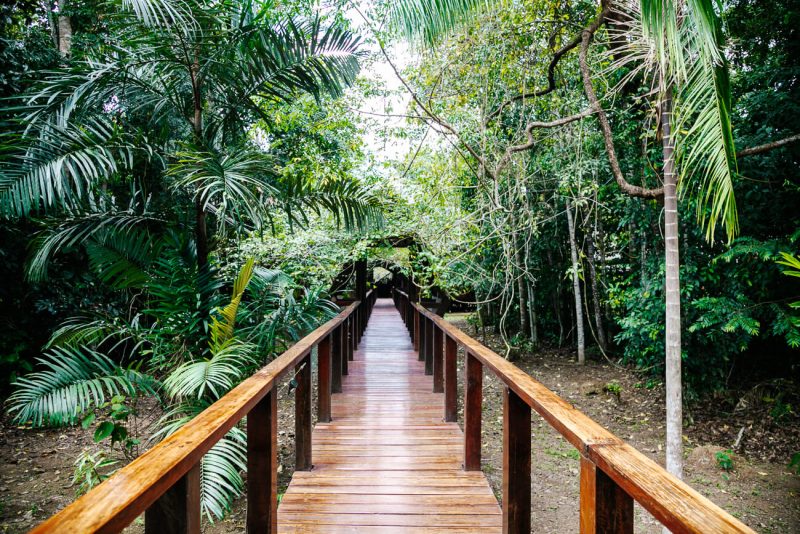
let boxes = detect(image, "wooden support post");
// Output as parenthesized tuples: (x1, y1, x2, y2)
(464, 352, 482, 471)
(413, 308, 420, 351)
(342, 319, 350, 374)
(418, 314, 426, 361)
(318, 336, 332, 423)
(444, 335, 457, 422)
(579, 457, 633, 534)
(145, 462, 200, 534)
(433, 324, 443, 393)
(348, 317, 355, 361)
(295, 353, 312, 471)
(331, 327, 342, 394)
(503, 387, 531, 534)
(247, 388, 278, 533)
(424, 317, 433, 376)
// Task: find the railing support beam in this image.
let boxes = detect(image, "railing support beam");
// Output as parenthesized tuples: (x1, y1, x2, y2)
(318, 335, 332, 423)
(433, 324, 443, 393)
(464, 352, 482, 470)
(444, 335, 457, 422)
(580, 457, 633, 534)
(145, 462, 200, 534)
(296, 353, 312, 470)
(247, 388, 278, 533)
(503, 387, 531, 534)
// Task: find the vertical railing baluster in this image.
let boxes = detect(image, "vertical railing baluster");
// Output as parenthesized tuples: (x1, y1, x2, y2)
(579, 457, 633, 534)
(318, 335, 332, 423)
(503, 387, 531, 534)
(413, 305, 420, 351)
(296, 352, 312, 470)
(424, 317, 433, 376)
(433, 323, 443, 393)
(464, 352, 482, 471)
(145, 462, 200, 534)
(348, 315, 355, 360)
(418, 313, 426, 362)
(342, 318, 350, 375)
(444, 335, 457, 422)
(331, 326, 342, 393)
(247, 387, 277, 533)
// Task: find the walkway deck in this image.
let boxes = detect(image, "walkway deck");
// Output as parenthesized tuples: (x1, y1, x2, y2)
(277, 298, 502, 532)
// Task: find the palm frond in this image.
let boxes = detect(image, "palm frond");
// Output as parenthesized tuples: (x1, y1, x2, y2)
(281, 176, 383, 232)
(675, 2, 738, 241)
(169, 148, 279, 233)
(0, 118, 140, 218)
(163, 340, 256, 401)
(151, 404, 246, 521)
(6, 347, 155, 427)
(26, 196, 162, 283)
(210, 258, 256, 350)
(118, 0, 194, 29)
(388, 0, 492, 47)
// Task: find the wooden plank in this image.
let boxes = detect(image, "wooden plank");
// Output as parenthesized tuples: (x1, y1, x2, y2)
(144, 462, 200, 534)
(464, 352, 482, 471)
(295, 353, 312, 471)
(278, 298, 501, 532)
(248, 387, 278, 533)
(502, 387, 531, 534)
(28, 302, 361, 534)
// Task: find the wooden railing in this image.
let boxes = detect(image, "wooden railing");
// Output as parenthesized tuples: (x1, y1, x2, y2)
(30, 291, 377, 534)
(392, 288, 755, 534)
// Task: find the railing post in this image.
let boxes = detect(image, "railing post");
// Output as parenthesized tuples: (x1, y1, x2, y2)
(348, 316, 355, 360)
(433, 323, 443, 393)
(247, 388, 278, 533)
(424, 317, 433, 376)
(295, 353, 312, 471)
(503, 387, 531, 534)
(144, 462, 200, 534)
(413, 307, 420, 351)
(318, 335, 332, 423)
(341, 319, 349, 376)
(331, 326, 342, 393)
(444, 335, 457, 422)
(580, 457, 633, 534)
(418, 313, 426, 361)
(464, 352, 482, 471)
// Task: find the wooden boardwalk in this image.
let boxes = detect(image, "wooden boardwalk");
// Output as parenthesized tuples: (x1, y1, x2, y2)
(278, 298, 502, 532)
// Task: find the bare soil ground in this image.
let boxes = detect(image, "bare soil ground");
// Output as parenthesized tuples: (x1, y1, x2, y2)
(1, 322, 798, 533)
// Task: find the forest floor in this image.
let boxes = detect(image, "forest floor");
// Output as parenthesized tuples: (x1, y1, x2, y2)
(1, 316, 798, 533)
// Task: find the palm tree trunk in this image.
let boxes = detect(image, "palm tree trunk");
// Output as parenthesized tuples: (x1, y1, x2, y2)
(566, 198, 585, 364)
(662, 86, 684, 479)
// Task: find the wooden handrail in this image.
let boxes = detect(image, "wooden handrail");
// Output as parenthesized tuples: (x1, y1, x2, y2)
(392, 288, 755, 534)
(30, 292, 377, 534)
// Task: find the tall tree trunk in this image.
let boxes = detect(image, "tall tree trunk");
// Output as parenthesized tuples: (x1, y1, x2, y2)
(57, 13, 72, 56)
(512, 227, 530, 337)
(586, 234, 607, 350)
(566, 198, 585, 364)
(661, 86, 683, 480)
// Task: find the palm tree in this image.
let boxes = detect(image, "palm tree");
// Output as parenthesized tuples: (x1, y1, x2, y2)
(386, 0, 738, 480)
(1, 0, 379, 277)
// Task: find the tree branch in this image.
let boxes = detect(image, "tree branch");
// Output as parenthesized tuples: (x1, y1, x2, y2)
(737, 133, 800, 158)
(578, 21, 664, 199)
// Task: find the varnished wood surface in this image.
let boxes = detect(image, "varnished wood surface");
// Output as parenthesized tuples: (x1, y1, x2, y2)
(278, 299, 501, 533)
(29, 302, 362, 534)
(403, 295, 756, 534)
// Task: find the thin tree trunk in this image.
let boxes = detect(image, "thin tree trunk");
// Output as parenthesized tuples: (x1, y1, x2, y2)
(566, 198, 585, 364)
(662, 86, 683, 480)
(513, 227, 530, 337)
(57, 13, 72, 56)
(586, 234, 607, 351)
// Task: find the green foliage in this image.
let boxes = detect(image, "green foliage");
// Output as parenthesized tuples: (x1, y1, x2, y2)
(6, 347, 155, 427)
(715, 449, 734, 471)
(72, 450, 118, 497)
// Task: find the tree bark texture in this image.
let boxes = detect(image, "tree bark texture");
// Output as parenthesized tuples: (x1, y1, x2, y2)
(566, 198, 585, 364)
